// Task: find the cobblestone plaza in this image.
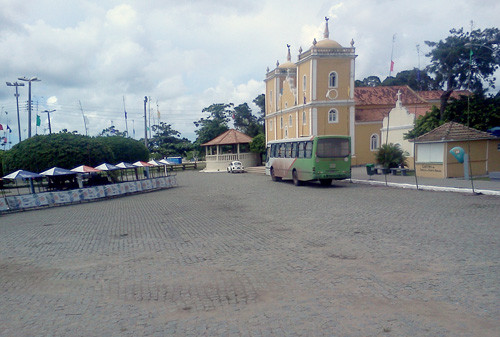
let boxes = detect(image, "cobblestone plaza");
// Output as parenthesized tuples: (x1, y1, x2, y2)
(1, 171, 498, 336)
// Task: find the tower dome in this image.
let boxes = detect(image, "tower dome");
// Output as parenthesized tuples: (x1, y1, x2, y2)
(278, 44, 296, 69)
(311, 17, 342, 49)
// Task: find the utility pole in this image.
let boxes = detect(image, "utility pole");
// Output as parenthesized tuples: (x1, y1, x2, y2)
(18, 76, 41, 138)
(148, 96, 152, 139)
(6, 81, 25, 143)
(144, 96, 148, 148)
(42, 109, 55, 134)
(79, 100, 88, 136)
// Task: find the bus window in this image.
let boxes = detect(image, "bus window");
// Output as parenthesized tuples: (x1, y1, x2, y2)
(279, 143, 286, 158)
(298, 142, 305, 158)
(305, 141, 313, 158)
(285, 143, 292, 158)
(317, 138, 350, 157)
(291, 142, 298, 158)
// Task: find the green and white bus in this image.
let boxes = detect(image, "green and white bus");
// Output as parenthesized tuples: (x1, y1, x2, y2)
(265, 135, 351, 186)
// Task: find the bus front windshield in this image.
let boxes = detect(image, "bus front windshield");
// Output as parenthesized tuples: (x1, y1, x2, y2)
(316, 138, 350, 158)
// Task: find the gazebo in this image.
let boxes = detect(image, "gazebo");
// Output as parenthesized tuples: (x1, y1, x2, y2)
(201, 129, 259, 172)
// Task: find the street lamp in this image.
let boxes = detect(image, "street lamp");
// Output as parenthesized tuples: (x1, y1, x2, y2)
(18, 76, 41, 138)
(42, 109, 56, 134)
(6, 81, 25, 143)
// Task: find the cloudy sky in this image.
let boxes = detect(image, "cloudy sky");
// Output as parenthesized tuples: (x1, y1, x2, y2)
(0, 0, 498, 145)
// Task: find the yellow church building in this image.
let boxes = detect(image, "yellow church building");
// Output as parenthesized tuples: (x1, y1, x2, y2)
(264, 18, 468, 167)
(264, 17, 356, 158)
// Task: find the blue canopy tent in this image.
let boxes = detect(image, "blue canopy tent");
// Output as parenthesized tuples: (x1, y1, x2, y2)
(115, 162, 138, 181)
(2, 170, 44, 194)
(40, 167, 78, 190)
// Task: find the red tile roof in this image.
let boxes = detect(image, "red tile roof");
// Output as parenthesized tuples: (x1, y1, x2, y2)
(418, 90, 471, 101)
(413, 122, 497, 142)
(201, 129, 253, 146)
(354, 85, 426, 106)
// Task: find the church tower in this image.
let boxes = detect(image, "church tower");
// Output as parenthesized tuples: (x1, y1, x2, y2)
(264, 18, 357, 155)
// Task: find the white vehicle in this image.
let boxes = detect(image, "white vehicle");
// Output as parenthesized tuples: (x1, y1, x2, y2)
(227, 161, 244, 173)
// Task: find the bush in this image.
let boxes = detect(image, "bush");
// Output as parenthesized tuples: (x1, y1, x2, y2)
(2, 134, 149, 173)
(375, 143, 407, 169)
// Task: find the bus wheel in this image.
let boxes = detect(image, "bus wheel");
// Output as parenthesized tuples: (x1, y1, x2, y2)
(292, 170, 302, 186)
(320, 179, 332, 186)
(271, 168, 281, 182)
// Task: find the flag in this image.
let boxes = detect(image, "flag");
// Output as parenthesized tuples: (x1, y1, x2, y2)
(0, 124, 3, 131)
(36, 115, 41, 126)
(7, 125, 12, 133)
(2, 137, 6, 143)
(390, 60, 394, 72)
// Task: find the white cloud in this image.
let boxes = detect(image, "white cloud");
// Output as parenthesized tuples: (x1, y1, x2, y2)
(0, 0, 499, 145)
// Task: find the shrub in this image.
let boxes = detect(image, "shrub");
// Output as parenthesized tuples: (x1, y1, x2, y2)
(375, 143, 408, 169)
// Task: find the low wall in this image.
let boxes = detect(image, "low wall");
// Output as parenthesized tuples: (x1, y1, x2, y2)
(0, 176, 177, 214)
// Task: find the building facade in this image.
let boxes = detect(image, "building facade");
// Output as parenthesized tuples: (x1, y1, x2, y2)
(264, 18, 474, 168)
(264, 18, 357, 157)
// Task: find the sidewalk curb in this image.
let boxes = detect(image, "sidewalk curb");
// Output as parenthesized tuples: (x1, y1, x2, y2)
(351, 179, 500, 196)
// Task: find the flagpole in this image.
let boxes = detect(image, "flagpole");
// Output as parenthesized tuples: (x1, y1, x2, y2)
(389, 34, 396, 77)
(123, 96, 129, 137)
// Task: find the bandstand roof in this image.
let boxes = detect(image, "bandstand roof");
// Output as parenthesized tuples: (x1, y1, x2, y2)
(201, 129, 253, 146)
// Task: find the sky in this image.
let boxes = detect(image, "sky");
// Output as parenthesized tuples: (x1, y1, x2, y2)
(0, 0, 499, 146)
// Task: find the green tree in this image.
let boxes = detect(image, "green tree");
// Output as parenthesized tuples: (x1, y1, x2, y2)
(425, 27, 500, 117)
(148, 122, 193, 159)
(233, 103, 263, 137)
(94, 136, 149, 163)
(445, 93, 500, 131)
(381, 69, 438, 91)
(253, 93, 266, 123)
(193, 103, 232, 149)
(2, 134, 148, 173)
(404, 107, 442, 140)
(98, 125, 127, 137)
(355, 75, 382, 87)
(405, 93, 500, 139)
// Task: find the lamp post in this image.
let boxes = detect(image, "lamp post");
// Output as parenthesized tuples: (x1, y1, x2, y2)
(6, 81, 25, 143)
(18, 76, 41, 139)
(42, 109, 56, 134)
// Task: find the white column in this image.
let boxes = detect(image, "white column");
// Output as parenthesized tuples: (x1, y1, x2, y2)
(311, 59, 317, 101)
(312, 108, 318, 135)
(350, 106, 355, 156)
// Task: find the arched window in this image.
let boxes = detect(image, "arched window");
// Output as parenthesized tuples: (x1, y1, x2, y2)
(328, 109, 338, 123)
(303, 75, 307, 92)
(302, 111, 306, 125)
(280, 116, 283, 129)
(328, 71, 337, 88)
(269, 120, 273, 131)
(370, 134, 379, 151)
(289, 115, 293, 127)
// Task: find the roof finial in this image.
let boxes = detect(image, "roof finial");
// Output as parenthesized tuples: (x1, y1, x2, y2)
(286, 44, 291, 62)
(324, 17, 329, 39)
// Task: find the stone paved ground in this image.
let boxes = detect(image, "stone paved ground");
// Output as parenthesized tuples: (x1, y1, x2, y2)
(0, 171, 498, 336)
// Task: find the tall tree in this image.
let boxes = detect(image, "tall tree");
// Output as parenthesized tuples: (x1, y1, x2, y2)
(253, 93, 266, 121)
(355, 75, 382, 87)
(193, 103, 233, 148)
(233, 103, 263, 137)
(148, 122, 192, 158)
(405, 93, 500, 139)
(425, 27, 500, 117)
(381, 69, 438, 91)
